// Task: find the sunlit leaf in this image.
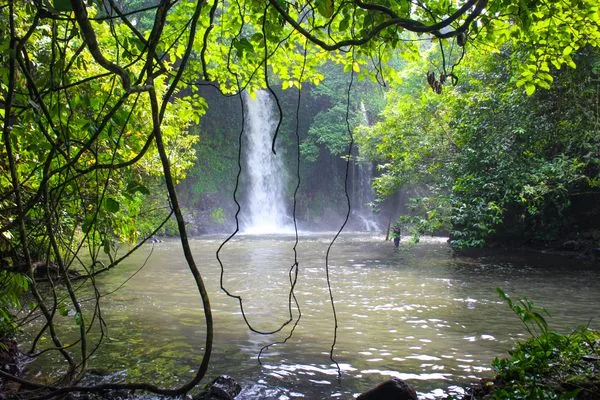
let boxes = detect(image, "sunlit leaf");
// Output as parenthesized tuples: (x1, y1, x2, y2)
(59, 303, 68, 317)
(525, 84, 536, 96)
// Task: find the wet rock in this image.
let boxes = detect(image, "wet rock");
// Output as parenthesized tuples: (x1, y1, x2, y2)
(0, 338, 21, 399)
(150, 236, 163, 243)
(195, 375, 241, 400)
(30, 262, 82, 281)
(459, 378, 495, 400)
(0, 337, 19, 375)
(583, 354, 600, 363)
(558, 240, 581, 251)
(357, 378, 418, 400)
(67, 391, 134, 400)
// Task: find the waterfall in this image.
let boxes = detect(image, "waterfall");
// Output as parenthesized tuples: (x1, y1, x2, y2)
(351, 101, 380, 232)
(241, 90, 292, 234)
(360, 100, 370, 126)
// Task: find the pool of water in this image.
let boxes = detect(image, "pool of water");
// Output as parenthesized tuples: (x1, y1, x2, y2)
(21, 233, 600, 399)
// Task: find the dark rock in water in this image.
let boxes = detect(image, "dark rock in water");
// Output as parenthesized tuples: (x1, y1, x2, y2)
(558, 240, 581, 251)
(0, 337, 21, 399)
(357, 378, 418, 400)
(195, 375, 241, 400)
(583, 354, 600, 363)
(150, 236, 163, 243)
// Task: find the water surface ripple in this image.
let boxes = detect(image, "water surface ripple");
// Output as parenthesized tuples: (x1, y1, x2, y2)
(24, 234, 600, 399)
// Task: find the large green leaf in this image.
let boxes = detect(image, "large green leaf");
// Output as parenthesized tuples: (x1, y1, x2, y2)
(103, 197, 120, 213)
(126, 182, 150, 195)
(53, 0, 73, 12)
(233, 38, 255, 57)
(316, 0, 334, 18)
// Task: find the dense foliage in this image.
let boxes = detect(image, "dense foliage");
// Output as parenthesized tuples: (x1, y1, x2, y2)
(460, 289, 600, 400)
(359, 46, 600, 248)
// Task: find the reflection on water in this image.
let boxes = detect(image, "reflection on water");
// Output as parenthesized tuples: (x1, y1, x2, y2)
(22, 234, 600, 399)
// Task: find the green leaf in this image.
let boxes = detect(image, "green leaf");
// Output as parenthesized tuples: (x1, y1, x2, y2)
(126, 182, 150, 195)
(233, 38, 255, 57)
(551, 59, 562, 70)
(53, 0, 73, 12)
(82, 214, 94, 234)
(74, 312, 83, 326)
(104, 197, 120, 213)
(59, 303, 68, 317)
(398, 1, 410, 18)
(339, 16, 350, 32)
(496, 287, 508, 301)
(102, 238, 111, 255)
(525, 84, 536, 96)
(315, 0, 334, 18)
(250, 33, 264, 42)
(537, 80, 551, 90)
(131, 37, 146, 52)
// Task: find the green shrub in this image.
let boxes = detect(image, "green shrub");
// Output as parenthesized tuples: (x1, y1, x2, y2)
(0, 271, 29, 338)
(489, 289, 600, 400)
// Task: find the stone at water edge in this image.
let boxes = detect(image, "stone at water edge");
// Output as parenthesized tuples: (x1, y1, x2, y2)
(0, 338, 22, 400)
(195, 375, 241, 400)
(0, 337, 20, 375)
(357, 378, 418, 400)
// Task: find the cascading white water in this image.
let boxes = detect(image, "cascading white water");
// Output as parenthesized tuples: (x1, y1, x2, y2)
(353, 162, 380, 232)
(351, 101, 380, 232)
(241, 90, 292, 234)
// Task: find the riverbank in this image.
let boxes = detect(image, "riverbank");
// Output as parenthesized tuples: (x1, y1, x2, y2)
(0, 336, 20, 399)
(454, 237, 600, 264)
(480, 202, 600, 263)
(455, 329, 600, 399)
(448, 289, 600, 400)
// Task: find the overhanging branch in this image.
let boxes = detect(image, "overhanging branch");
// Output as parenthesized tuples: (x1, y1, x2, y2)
(268, 0, 488, 51)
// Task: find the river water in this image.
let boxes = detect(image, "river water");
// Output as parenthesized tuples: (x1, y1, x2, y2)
(23, 234, 600, 399)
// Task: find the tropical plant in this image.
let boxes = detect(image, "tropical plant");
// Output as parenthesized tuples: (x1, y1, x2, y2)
(487, 289, 600, 400)
(0, 271, 29, 338)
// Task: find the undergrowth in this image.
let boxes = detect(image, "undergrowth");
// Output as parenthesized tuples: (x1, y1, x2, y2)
(453, 289, 600, 400)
